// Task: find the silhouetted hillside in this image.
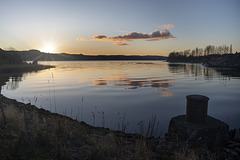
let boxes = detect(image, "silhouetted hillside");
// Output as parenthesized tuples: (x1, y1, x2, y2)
(0, 49, 23, 64)
(1, 49, 167, 61)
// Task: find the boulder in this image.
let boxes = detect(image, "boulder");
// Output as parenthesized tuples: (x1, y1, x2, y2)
(167, 115, 229, 148)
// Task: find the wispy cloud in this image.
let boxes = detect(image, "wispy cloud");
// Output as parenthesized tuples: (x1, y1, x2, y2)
(158, 24, 175, 30)
(114, 42, 129, 46)
(77, 37, 89, 41)
(77, 24, 175, 46)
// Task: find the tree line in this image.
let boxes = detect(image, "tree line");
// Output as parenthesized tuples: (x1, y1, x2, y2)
(169, 44, 233, 58)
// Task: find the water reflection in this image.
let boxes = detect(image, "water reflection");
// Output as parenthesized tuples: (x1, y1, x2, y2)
(168, 63, 231, 80)
(86, 76, 172, 89)
(0, 72, 27, 92)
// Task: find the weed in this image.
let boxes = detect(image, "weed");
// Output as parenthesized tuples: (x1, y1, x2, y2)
(51, 72, 57, 112)
(137, 120, 145, 135)
(101, 111, 105, 128)
(121, 111, 127, 132)
(136, 114, 159, 137)
(48, 80, 52, 111)
(91, 112, 95, 126)
(81, 97, 84, 121)
(146, 114, 159, 137)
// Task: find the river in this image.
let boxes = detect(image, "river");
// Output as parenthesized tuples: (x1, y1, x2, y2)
(1, 61, 240, 137)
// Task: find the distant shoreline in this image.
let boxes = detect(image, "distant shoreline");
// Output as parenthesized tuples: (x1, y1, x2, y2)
(167, 53, 240, 70)
(1, 49, 167, 61)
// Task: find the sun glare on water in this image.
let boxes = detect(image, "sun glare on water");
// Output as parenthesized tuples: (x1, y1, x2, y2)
(42, 45, 55, 53)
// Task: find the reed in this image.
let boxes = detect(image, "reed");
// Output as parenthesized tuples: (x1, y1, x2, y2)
(51, 72, 57, 112)
(48, 80, 52, 112)
(136, 114, 159, 137)
(91, 112, 95, 126)
(81, 97, 84, 121)
(101, 111, 105, 128)
(146, 114, 159, 137)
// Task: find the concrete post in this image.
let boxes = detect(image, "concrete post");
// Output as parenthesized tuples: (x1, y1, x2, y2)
(167, 94, 229, 148)
(186, 95, 209, 123)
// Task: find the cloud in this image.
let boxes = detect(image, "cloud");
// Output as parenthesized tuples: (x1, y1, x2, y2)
(77, 37, 88, 41)
(77, 25, 175, 46)
(91, 35, 107, 40)
(158, 24, 175, 30)
(91, 29, 174, 42)
(114, 42, 129, 46)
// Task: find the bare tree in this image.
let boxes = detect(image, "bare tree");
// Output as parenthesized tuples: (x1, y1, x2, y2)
(230, 44, 232, 54)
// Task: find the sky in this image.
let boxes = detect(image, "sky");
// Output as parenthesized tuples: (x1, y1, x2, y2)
(0, 0, 239, 56)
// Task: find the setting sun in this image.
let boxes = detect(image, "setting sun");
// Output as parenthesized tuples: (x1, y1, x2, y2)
(42, 45, 55, 53)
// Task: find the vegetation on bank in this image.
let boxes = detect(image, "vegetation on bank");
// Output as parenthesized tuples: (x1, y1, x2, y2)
(167, 45, 240, 69)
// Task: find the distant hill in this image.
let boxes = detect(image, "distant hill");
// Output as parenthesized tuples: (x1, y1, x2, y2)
(0, 49, 167, 62)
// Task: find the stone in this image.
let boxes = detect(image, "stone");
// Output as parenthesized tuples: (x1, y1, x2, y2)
(167, 115, 229, 148)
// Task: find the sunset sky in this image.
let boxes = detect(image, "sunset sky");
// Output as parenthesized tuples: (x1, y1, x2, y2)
(0, 0, 239, 56)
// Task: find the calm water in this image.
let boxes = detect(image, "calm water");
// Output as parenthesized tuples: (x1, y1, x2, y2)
(1, 61, 240, 136)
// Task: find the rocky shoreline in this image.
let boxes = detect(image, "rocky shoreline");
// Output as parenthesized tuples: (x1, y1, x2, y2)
(0, 94, 239, 159)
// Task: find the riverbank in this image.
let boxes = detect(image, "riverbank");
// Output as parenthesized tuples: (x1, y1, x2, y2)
(0, 94, 239, 159)
(0, 63, 54, 73)
(167, 53, 240, 70)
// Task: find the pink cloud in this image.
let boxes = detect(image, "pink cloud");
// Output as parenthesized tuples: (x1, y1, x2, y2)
(77, 25, 175, 46)
(91, 29, 174, 42)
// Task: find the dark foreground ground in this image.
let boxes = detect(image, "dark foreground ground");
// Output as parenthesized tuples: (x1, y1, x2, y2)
(0, 94, 239, 160)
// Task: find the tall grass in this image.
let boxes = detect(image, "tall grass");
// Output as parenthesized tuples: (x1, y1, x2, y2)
(51, 72, 57, 112)
(146, 114, 159, 137)
(48, 80, 52, 112)
(81, 97, 84, 121)
(136, 114, 159, 137)
(101, 111, 105, 128)
(91, 112, 95, 126)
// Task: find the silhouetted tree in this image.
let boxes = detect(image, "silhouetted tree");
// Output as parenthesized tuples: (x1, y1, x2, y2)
(191, 49, 196, 57)
(198, 48, 203, 56)
(184, 49, 190, 57)
(196, 47, 199, 56)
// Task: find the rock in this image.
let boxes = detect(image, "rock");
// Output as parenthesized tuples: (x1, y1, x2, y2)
(167, 115, 229, 149)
